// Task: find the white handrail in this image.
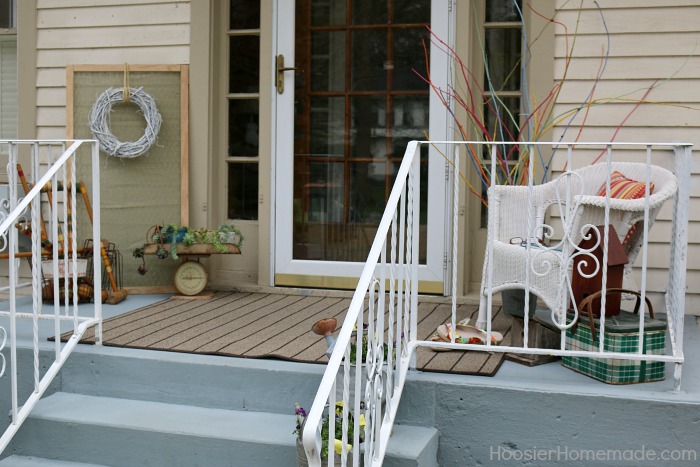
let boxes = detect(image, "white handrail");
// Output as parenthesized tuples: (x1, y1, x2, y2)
(302, 141, 421, 467)
(0, 139, 102, 453)
(304, 140, 691, 466)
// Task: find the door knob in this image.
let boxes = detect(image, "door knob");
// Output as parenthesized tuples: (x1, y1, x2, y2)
(276, 54, 302, 94)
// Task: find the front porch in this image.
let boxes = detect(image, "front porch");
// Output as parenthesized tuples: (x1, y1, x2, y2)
(0, 139, 692, 466)
(0, 287, 697, 466)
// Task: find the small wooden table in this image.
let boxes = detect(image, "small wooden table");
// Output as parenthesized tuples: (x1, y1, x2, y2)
(142, 243, 241, 296)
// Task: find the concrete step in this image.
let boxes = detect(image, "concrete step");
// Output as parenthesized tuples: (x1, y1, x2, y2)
(8, 392, 439, 467)
(56, 346, 435, 429)
(58, 347, 331, 416)
(0, 456, 108, 466)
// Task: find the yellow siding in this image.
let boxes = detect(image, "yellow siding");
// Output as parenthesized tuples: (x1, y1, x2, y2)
(552, 1, 700, 311)
(554, 5, 700, 33)
(36, 3, 189, 28)
(38, 0, 176, 7)
(37, 24, 190, 49)
(35, 1, 191, 135)
(557, 0, 700, 8)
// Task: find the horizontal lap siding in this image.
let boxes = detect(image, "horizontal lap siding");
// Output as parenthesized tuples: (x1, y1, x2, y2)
(552, 1, 700, 312)
(34, 1, 191, 137)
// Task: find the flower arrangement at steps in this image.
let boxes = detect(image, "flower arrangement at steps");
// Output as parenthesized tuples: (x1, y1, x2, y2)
(132, 223, 244, 275)
(294, 401, 365, 465)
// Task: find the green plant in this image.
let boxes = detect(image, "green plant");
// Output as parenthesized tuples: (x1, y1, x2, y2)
(157, 224, 183, 260)
(294, 402, 365, 459)
(349, 328, 393, 365)
(132, 223, 244, 275)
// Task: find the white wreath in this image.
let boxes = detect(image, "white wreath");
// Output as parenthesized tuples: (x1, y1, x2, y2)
(89, 87, 162, 158)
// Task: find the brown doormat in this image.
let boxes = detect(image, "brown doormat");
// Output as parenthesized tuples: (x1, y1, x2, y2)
(56, 291, 511, 377)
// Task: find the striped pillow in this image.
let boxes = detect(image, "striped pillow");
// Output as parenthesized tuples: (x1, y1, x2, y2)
(596, 171, 654, 245)
(596, 171, 654, 199)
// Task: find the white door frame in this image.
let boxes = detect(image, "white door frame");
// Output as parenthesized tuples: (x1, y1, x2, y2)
(272, 0, 453, 293)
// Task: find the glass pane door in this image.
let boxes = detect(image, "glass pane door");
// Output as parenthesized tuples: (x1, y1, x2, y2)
(275, 0, 450, 291)
(293, 0, 430, 263)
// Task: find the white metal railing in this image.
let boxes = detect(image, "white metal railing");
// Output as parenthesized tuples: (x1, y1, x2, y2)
(301, 141, 421, 467)
(303, 140, 691, 466)
(0, 140, 102, 452)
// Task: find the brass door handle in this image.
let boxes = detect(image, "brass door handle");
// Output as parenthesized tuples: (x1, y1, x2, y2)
(276, 54, 302, 94)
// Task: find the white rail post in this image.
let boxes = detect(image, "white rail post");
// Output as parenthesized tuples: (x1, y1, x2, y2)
(409, 143, 420, 370)
(450, 144, 459, 342)
(8, 142, 18, 425)
(92, 141, 103, 345)
(670, 144, 691, 391)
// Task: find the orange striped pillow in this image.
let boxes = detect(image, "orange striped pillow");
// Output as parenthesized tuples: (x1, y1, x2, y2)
(596, 171, 654, 199)
(596, 171, 654, 245)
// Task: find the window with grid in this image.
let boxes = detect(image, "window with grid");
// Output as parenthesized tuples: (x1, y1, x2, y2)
(292, 0, 430, 262)
(480, 0, 523, 226)
(227, 0, 260, 221)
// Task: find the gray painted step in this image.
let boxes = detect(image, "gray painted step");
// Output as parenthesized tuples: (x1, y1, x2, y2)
(0, 456, 108, 466)
(59, 347, 329, 416)
(56, 347, 432, 429)
(9, 392, 438, 467)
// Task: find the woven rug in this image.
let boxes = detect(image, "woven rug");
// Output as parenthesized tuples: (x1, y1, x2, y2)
(59, 291, 512, 377)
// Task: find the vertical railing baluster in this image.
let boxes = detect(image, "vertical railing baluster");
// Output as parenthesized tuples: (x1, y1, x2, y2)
(409, 150, 419, 368)
(379, 235, 389, 433)
(92, 141, 103, 345)
(8, 142, 18, 425)
(68, 144, 79, 327)
(637, 146, 652, 357)
(396, 184, 405, 365)
(387, 209, 396, 397)
(50, 148, 61, 359)
(598, 145, 613, 353)
(450, 145, 459, 341)
(523, 143, 535, 349)
(340, 346, 349, 467)
(670, 144, 690, 390)
(328, 376, 336, 467)
(485, 144, 497, 340)
(399, 169, 408, 370)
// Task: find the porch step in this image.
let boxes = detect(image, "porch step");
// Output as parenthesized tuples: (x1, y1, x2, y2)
(8, 392, 439, 467)
(0, 456, 108, 467)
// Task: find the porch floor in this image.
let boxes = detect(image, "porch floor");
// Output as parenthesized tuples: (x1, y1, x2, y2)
(3, 287, 699, 404)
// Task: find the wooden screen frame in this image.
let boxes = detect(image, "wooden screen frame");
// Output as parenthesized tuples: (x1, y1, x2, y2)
(66, 64, 190, 225)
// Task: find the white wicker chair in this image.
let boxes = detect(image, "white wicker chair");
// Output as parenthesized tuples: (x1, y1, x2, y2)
(475, 162, 678, 330)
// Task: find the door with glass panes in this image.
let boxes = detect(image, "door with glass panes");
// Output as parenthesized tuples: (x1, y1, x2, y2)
(274, 0, 451, 291)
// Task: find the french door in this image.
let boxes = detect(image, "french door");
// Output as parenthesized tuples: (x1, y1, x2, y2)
(273, 0, 452, 292)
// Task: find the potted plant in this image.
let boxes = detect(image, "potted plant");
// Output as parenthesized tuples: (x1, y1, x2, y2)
(294, 402, 365, 467)
(132, 223, 244, 275)
(349, 325, 393, 365)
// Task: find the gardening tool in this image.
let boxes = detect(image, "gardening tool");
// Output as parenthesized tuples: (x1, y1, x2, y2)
(17, 164, 51, 249)
(78, 181, 128, 304)
(41, 181, 75, 250)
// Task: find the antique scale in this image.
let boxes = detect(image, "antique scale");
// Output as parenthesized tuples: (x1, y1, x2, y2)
(173, 260, 209, 296)
(143, 243, 241, 296)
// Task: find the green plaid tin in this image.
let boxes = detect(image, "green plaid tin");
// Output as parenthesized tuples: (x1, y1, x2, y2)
(562, 310, 666, 384)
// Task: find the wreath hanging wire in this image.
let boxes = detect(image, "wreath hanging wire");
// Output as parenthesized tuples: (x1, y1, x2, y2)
(88, 65, 162, 159)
